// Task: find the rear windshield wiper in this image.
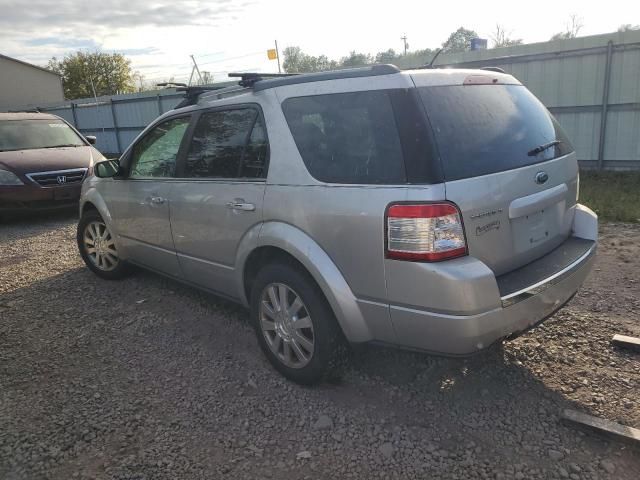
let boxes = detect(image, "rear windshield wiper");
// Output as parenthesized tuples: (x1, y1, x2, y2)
(528, 140, 561, 156)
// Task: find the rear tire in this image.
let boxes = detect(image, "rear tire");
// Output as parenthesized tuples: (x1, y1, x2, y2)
(250, 263, 348, 385)
(77, 210, 131, 280)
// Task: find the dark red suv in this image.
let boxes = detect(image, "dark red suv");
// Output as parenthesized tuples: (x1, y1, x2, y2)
(0, 112, 104, 215)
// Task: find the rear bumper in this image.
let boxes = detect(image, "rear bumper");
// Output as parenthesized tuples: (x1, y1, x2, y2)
(0, 184, 81, 212)
(385, 204, 597, 355)
(389, 240, 595, 354)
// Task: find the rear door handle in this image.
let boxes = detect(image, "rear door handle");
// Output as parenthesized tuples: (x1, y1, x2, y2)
(150, 196, 166, 205)
(226, 200, 255, 211)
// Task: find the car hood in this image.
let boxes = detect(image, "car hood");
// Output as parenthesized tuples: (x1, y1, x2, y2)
(0, 146, 104, 176)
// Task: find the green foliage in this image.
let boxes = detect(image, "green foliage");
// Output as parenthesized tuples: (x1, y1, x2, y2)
(491, 25, 523, 48)
(282, 25, 493, 73)
(47, 51, 136, 100)
(282, 46, 338, 73)
(340, 51, 373, 68)
(550, 32, 576, 41)
(618, 24, 640, 32)
(441, 27, 479, 53)
(579, 171, 640, 223)
(550, 14, 583, 41)
(374, 49, 400, 64)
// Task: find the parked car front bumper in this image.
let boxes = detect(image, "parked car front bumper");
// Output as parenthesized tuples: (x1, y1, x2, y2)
(0, 184, 82, 212)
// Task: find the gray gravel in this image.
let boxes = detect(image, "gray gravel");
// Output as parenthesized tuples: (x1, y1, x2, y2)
(1, 212, 639, 479)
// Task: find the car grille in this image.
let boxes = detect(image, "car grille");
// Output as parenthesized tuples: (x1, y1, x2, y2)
(26, 168, 88, 187)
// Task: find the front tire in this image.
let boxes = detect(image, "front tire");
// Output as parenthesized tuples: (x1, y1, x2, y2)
(250, 263, 348, 385)
(77, 210, 131, 280)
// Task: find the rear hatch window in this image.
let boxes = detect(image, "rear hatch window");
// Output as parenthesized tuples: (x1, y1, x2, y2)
(418, 85, 573, 181)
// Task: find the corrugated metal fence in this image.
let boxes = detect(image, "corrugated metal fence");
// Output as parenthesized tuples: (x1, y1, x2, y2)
(29, 30, 640, 169)
(36, 89, 186, 155)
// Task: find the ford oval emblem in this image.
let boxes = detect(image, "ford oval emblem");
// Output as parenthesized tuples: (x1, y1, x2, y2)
(535, 171, 549, 185)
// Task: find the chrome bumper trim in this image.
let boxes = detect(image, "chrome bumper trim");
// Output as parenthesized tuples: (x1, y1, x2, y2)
(501, 242, 596, 307)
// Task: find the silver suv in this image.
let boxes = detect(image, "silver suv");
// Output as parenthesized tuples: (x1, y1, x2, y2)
(78, 65, 597, 384)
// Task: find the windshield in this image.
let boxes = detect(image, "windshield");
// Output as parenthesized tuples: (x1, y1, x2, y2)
(418, 84, 574, 181)
(0, 119, 86, 152)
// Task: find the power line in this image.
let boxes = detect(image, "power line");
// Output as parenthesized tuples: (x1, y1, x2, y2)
(198, 51, 264, 66)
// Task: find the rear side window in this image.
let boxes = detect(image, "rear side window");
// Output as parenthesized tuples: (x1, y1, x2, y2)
(282, 91, 406, 184)
(184, 107, 268, 179)
(419, 85, 574, 181)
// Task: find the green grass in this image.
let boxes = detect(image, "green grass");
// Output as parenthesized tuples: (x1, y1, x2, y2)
(579, 170, 640, 223)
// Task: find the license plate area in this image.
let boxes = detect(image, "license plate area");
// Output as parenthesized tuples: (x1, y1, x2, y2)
(53, 188, 78, 201)
(511, 206, 561, 253)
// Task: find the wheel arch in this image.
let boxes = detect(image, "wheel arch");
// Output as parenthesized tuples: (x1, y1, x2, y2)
(236, 221, 373, 343)
(80, 188, 113, 226)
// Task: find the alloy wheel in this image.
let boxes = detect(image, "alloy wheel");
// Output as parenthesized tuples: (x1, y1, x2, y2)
(83, 220, 119, 272)
(259, 283, 315, 368)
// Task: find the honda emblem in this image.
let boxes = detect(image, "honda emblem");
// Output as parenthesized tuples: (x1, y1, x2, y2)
(56, 175, 67, 185)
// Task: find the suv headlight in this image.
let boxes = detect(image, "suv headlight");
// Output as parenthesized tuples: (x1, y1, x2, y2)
(0, 168, 24, 186)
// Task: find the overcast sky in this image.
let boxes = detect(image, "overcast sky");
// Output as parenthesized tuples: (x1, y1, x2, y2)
(1, 0, 638, 85)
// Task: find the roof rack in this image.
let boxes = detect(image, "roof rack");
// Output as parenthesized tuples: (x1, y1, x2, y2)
(172, 84, 234, 109)
(170, 65, 402, 110)
(247, 64, 401, 92)
(228, 72, 298, 88)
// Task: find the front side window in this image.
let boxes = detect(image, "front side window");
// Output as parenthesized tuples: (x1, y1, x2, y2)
(282, 91, 406, 184)
(0, 119, 85, 152)
(129, 117, 190, 178)
(184, 107, 268, 179)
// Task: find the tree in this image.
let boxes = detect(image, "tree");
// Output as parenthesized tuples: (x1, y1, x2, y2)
(491, 24, 523, 48)
(441, 27, 479, 53)
(201, 71, 214, 84)
(550, 14, 583, 41)
(340, 51, 373, 68)
(618, 24, 640, 32)
(375, 49, 401, 64)
(282, 46, 338, 73)
(47, 51, 136, 99)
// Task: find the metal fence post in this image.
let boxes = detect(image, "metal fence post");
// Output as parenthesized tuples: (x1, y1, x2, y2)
(597, 41, 614, 171)
(109, 100, 122, 154)
(70, 103, 78, 128)
(157, 94, 162, 116)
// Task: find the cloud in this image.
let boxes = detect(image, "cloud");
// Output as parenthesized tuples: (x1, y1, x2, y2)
(113, 47, 161, 56)
(0, 0, 249, 30)
(0, 0, 256, 70)
(25, 37, 102, 49)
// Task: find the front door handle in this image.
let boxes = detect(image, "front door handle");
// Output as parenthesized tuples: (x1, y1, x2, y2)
(150, 196, 166, 205)
(226, 200, 255, 211)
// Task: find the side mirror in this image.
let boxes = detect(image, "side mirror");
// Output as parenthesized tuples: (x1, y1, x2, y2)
(85, 135, 97, 145)
(94, 159, 121, 178)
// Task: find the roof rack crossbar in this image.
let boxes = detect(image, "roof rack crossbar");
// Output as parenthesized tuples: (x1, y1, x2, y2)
(172, 84, 233, 109)
(228, 72, 298, 88)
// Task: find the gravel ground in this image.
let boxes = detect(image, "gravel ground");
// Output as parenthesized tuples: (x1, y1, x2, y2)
(1, 212, 638, 480)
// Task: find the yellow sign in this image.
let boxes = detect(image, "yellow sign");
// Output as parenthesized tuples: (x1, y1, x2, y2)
(267, 49, 277, 60)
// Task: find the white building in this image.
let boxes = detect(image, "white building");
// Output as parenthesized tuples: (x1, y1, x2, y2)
(0, 54, 65, 111)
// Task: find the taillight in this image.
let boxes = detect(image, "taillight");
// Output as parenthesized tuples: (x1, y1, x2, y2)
(385, 203, 467, 262)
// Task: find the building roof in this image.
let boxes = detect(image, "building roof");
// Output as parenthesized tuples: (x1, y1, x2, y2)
(0, 53, 62, 77)
(0, 112, 61, 121)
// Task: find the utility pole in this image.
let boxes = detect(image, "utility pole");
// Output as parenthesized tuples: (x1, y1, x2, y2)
(401, 34, 408, 55)
(275, 39, 281, 73)
(189, 55, 203, 85)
